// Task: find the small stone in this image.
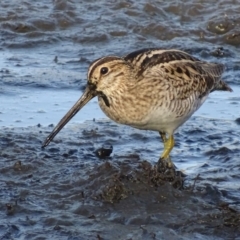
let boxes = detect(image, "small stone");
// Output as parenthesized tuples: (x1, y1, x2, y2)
(95, 145, 113, 158)
(235, 118, 240, 125)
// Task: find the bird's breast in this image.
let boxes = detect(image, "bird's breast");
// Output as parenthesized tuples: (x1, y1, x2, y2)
(98, 94, 150, 127)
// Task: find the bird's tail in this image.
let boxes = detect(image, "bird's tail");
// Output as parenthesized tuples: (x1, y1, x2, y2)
(213, 80, 233, 92)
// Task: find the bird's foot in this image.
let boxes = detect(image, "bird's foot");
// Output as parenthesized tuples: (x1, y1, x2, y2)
(157, 156, 175, 172)
(157, 157, 186, 189)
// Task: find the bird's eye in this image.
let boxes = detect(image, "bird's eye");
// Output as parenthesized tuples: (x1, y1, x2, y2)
(100, 67, 108, 75)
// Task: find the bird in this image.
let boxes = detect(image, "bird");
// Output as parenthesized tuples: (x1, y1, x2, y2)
(42, 48, 232, 170)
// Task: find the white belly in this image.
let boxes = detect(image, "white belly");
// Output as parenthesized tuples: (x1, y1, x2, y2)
(130, 94, 209, 134)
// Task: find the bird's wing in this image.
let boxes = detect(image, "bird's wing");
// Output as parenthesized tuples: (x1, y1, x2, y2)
(125, 48, 199, 75)
(156, 60, 225, 99)
(126, 50, 225, 100)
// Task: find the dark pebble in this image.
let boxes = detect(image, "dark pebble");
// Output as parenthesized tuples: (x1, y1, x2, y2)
(95, 145, 113, 158)
(235, 118, 240, 125)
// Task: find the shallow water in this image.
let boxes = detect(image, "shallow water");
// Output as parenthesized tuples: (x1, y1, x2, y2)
(0, 0, 240, 239)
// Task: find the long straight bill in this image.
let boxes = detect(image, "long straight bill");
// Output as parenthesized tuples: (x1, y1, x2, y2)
(42, 86, 96, 148)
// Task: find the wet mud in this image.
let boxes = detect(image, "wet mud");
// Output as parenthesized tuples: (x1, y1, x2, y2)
(1, 118, 240, 239)
(1, 0, 240, 239)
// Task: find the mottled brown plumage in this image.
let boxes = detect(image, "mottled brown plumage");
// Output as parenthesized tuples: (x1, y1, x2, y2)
(42, 48, 232, 168)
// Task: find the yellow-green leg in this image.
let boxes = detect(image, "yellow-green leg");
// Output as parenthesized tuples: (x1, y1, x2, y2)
(158, 132, 175, 168)
(158, 132, 185, 186)
(161, 135, 174, 159)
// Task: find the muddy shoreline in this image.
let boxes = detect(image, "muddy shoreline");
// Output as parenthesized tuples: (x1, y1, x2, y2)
(1, 117, 240, 239)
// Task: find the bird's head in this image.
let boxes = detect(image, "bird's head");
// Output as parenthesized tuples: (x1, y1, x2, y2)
(42, 56, 132, 147)
(87, 56, 132, 98)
